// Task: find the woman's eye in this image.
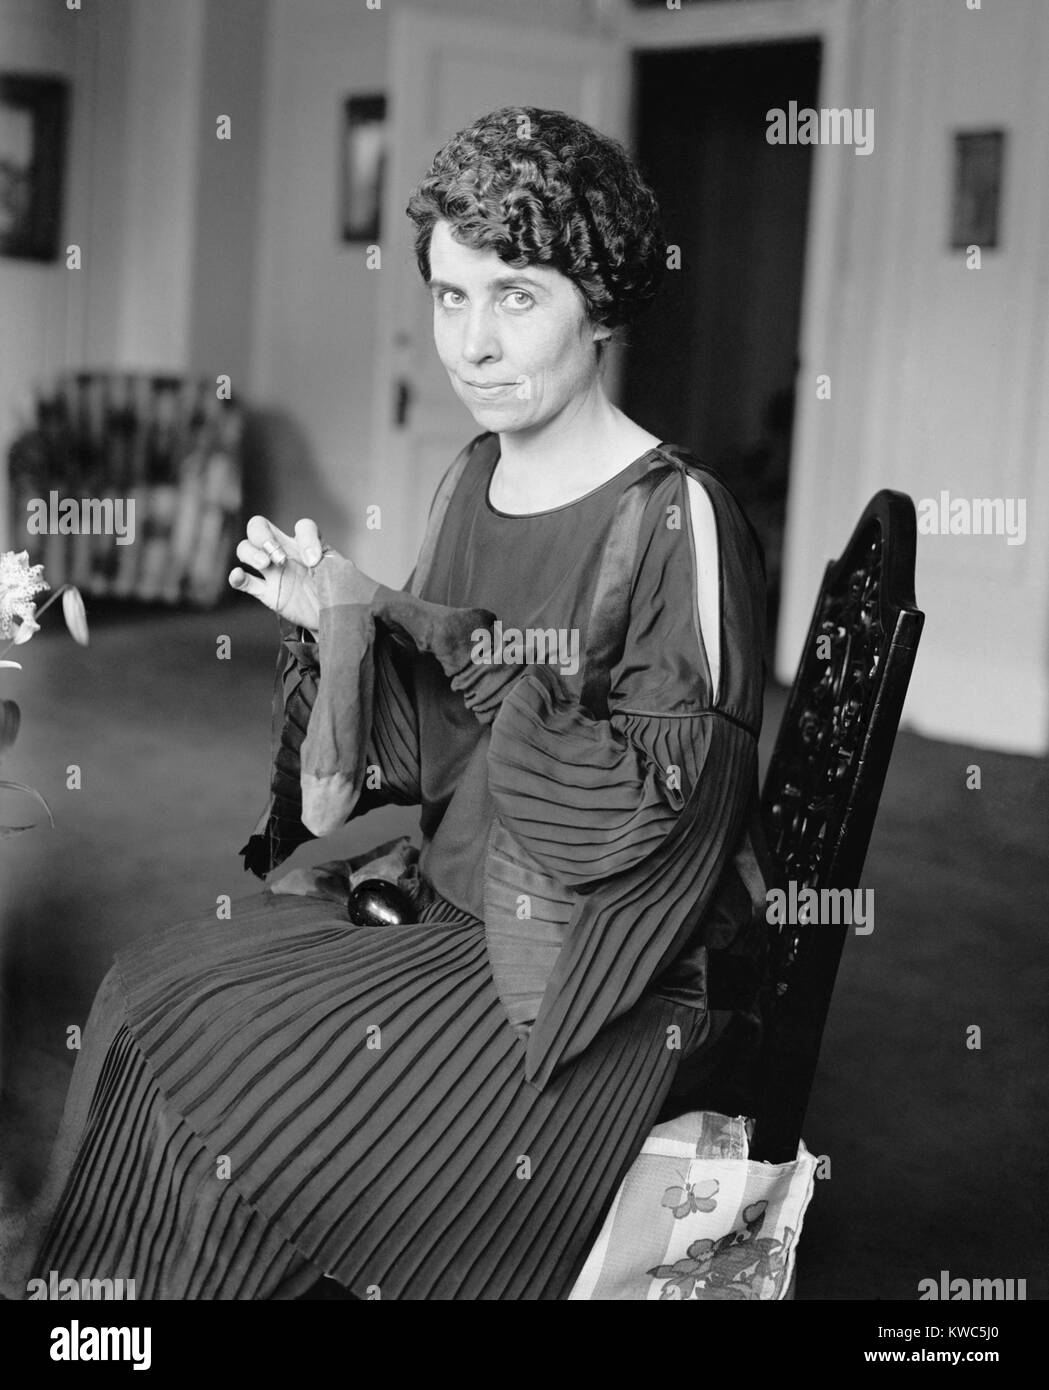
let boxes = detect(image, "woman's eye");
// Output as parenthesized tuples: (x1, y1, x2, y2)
(503, 290, 534, 311)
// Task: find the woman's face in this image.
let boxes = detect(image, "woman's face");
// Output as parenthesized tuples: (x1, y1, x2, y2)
(427, 219, 609, 435)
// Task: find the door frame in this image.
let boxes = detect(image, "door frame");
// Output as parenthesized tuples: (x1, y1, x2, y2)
(609, 0, 855, 687)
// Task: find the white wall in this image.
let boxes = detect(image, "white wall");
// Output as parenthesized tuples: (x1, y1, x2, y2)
(779, 0, 1049, 752)
(110, 0, 205, 370)
(249, 0, 387, 550)
(188, 0, 267, 385)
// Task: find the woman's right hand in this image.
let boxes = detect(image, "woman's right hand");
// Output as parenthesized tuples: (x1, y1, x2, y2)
(228, 516, 332, 634)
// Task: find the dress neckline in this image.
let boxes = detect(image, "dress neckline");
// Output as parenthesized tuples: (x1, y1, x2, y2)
(483, 437, 668, 519)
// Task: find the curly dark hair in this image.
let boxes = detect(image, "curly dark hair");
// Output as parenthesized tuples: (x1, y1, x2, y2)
(406, 106, 664, 332)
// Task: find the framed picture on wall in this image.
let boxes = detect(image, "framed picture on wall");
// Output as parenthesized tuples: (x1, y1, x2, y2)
(341, 94, 387, 244)
(0, 74, 69, 262)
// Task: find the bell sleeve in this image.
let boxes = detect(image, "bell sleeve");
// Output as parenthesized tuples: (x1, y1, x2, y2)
(488, 672, 760, 1089)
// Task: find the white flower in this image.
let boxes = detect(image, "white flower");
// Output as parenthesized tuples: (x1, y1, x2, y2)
(0, 550, 49, 643)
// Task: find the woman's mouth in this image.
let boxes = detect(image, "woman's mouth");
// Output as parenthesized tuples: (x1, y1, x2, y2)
(461, 380, 516, 400)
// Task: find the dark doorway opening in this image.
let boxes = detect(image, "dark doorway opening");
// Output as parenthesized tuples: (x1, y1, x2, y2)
(622, 41, 821, 650)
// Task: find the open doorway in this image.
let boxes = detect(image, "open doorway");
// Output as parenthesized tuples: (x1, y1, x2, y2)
(621, 41, 821, 652)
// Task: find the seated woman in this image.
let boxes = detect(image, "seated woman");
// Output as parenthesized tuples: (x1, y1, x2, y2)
(22, 106, 769, 1300)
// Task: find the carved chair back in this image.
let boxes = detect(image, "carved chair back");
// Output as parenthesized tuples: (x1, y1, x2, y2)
(749, 490, 925, 1162)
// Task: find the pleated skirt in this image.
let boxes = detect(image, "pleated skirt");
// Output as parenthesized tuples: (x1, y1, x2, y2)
(31, 888, 706, 1300)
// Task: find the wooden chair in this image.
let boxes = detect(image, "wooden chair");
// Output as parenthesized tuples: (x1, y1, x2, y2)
(748, 489, 925, 1162)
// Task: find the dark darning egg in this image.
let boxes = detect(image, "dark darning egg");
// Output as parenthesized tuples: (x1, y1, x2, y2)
(347, 878, 414, 927)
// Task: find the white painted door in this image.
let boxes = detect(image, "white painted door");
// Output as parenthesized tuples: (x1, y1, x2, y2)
(363, 6, 627, 587)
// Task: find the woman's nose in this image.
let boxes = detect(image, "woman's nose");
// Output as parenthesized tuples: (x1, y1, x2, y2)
(461, 306, 501, 364)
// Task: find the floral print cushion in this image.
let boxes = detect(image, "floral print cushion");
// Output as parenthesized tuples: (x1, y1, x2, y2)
(569, 1112, 817, 1300)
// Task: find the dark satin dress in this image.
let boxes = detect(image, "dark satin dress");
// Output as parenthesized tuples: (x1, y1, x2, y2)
(30, 433, 768, 1300)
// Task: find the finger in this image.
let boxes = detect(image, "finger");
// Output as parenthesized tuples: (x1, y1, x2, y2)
(236, 537, 275, 571)
(228, 567, 269, 602)
(245, 515, 279, 548)
(245, 515, 292, 566)
(293, 518, 323, 567)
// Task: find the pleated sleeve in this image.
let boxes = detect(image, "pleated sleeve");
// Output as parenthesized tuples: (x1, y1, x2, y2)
(484, 464, 767, 1088)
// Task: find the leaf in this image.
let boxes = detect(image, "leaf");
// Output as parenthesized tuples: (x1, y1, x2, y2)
(713, 1230, 742, 1254)
(0, 779, 55, 828)
(744, 1210, 767, 1238)
(0, 699, 20, 755)
(0, 823, 36, 837)
(0, 660, 22, 669)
